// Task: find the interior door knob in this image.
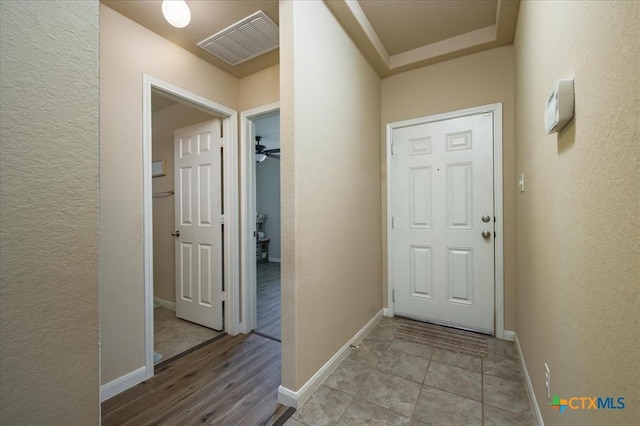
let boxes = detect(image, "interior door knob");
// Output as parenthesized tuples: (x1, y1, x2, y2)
(481, 230, 491, 239)
(171, 230, 181, 237)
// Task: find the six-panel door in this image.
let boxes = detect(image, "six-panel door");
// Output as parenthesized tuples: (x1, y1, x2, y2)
(391, 113, 495, 333)
(174, 119, 223, 330)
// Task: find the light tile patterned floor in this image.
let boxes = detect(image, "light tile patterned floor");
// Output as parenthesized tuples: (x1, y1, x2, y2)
(286, 317, 536, 426)
(154, 306, 222, 362)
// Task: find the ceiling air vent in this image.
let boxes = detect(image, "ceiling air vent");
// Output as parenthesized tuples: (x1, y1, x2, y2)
(197, 10, 279, 66)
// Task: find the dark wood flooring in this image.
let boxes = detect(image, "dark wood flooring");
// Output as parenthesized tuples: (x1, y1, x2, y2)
(101, 333, 286, 425)
(256, 262, 281, 341)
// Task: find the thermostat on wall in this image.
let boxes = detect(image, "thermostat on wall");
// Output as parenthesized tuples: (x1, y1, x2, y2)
(544, 79, 574, 134)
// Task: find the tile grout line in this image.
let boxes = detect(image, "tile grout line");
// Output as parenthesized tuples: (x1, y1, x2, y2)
(413, 340, 436, 424)
(338, 363, 375, 425)
(340, 332, 429, 423)
(359, 367, 419, 420)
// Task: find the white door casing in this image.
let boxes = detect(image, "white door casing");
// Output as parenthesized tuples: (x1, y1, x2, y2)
(239, 102, 279, 334)
(132, 74, 238, 400)
(174, 119, 224, 330)
(390, 110, 497, 334)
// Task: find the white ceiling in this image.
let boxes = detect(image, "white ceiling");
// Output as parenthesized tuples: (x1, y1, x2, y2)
(101, 0, 519, 78)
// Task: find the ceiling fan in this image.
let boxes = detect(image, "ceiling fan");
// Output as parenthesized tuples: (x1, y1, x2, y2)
(255, 136, 280, 162)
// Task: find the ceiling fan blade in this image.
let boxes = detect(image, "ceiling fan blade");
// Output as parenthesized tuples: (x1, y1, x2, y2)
(255, 136, 280, 158)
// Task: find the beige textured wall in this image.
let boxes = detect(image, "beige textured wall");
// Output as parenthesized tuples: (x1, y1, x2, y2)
(280, 0, 382, 390)
(239, 64, 280, 111)
(152, 103, 216, 303)
(0, 1, 100, 423)
(381, 46, 516, 331)
(279, 0, 297, 389)
(100, 3, 238, 384)
(514, 2, 640, 424)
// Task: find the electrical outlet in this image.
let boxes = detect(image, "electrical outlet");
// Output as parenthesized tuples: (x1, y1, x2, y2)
(545, 363, 551, 399)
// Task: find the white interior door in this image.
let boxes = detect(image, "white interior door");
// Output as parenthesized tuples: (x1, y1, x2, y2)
(391, 112, 495, 333)
(174, 119, 223, 330)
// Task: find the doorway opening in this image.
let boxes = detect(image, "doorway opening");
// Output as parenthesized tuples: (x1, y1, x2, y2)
(150, 89, 225, 365)
(253, 113, 281, 341)
(142, 75, 239, 380)
(240, 103, 280, 337)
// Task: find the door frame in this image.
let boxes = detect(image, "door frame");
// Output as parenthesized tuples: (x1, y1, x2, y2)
(239, 102, 280, 333)
(385, 103, 506, 339)
(142, 74, 239, 379)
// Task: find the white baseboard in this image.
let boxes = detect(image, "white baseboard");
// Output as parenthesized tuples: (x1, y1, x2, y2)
(383, 308, 393, 317)
(267, 257, 281, 263)
(514, 333, 544, 426)
(100, 366, 148, 402)
(154, 297, 175, 311)
(277, 309, 383, 408)
(503, 329, 515, 342)
(277, 385, 298, 408)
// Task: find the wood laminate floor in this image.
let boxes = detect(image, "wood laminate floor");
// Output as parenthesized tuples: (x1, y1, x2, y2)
(256, 261, 281, 341)
(102, 333, 287, 425)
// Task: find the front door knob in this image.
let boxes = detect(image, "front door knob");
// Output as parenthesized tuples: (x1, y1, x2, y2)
(481, 230, 491, 239)
(171, 230, 181, 237)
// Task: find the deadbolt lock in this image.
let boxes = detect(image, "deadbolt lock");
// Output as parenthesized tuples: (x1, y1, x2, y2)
(482, 215, 491, 223)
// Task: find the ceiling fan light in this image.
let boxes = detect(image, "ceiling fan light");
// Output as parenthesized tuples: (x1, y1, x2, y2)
(256, 153, 267, 163)
(162, 0, 191, 28)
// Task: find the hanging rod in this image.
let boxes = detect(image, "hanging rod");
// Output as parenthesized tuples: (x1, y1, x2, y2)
(153, 189, 174, 197)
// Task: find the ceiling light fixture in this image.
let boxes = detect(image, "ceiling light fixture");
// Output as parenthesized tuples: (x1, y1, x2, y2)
(254, 136, 279, 162)
(162, 0, 191, 28)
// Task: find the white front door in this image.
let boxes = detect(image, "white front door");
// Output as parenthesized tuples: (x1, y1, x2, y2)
(390, 112, 495, 333)
(174, 119, 224, 330)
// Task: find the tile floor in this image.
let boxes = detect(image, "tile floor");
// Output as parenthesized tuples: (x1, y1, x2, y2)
(154, 306, 222, 362)
(286, 317, 536, 426)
